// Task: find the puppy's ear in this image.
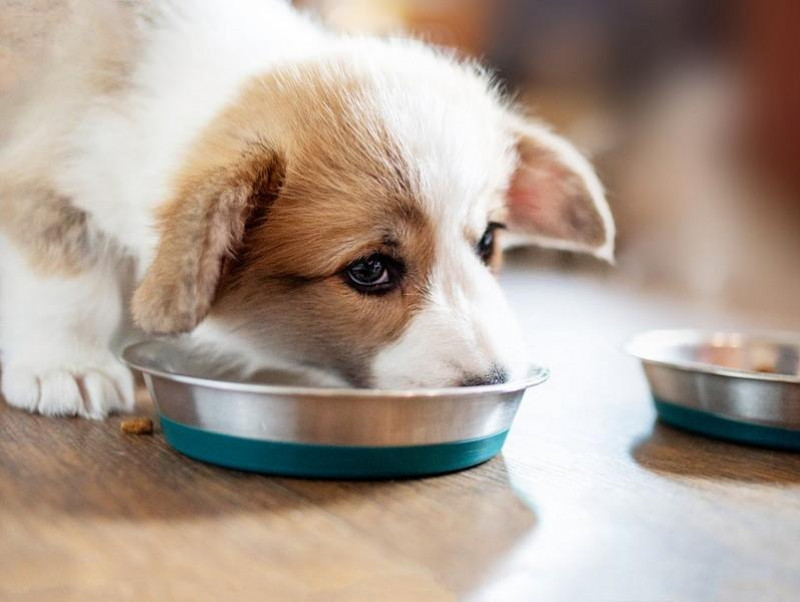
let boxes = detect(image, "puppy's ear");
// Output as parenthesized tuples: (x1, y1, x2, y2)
(132, 151, 285, 334)
(504, 115, 615, 260)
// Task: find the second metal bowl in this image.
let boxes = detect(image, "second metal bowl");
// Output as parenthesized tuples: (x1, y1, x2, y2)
(122, 339, 550, 478)
(628, 329, 800, 450)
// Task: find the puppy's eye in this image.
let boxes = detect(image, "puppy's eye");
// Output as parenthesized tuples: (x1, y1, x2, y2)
(477, 222, 505, 264)
(344, 254, 398, 294)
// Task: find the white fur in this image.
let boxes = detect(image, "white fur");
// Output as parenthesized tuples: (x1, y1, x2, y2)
(0, 236, 133, 418)
(366, 82, 529, 386)
(57, 0, 328, 266)
(373, 253, 528, 388)
(0, 0, 611, 416)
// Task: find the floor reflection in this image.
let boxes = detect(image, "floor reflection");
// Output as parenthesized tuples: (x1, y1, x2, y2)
(631, 421, 800, 483)
(277, 455, 538, 595)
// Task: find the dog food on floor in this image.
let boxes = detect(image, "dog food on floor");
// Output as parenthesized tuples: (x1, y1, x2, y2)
(120, 417, 154, 435)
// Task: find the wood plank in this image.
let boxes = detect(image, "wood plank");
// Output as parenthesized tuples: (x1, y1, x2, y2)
(0, 394, 454, 601)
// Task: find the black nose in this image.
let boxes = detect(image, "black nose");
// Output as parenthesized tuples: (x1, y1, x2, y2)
(460, 366, 509, 387)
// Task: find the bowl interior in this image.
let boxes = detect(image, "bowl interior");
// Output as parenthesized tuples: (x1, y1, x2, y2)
(628, 330, 800, 378)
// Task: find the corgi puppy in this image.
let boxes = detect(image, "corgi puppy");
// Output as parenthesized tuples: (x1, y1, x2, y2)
(0, 0, 613, 418)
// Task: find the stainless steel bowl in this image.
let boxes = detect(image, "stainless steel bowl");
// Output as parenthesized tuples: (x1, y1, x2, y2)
(122, 339, 550, 477)
(627, 329, 800, 450)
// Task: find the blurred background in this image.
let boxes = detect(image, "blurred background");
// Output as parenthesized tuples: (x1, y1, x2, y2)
(3, 0, 799, 320)
(293, 0, 800, 319)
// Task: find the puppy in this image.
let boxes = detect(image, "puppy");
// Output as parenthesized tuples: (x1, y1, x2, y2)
(0, 0, 614, 418)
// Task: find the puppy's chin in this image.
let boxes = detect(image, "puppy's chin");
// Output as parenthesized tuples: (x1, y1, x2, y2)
(367, 356, 529, 390)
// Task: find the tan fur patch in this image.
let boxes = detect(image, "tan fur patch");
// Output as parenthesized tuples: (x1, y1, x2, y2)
(132, 149, 285, 334)
(214, 193, 435, 385)
(152, 61, 439, 383)
(0, 187, 98, 276)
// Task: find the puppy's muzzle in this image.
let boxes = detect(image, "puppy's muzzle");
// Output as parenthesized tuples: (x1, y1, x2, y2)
(460, 365, 509, 387)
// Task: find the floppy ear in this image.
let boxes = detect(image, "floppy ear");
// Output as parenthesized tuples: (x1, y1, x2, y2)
(132, 151, 285, 334)
(504, 115, 615, 260)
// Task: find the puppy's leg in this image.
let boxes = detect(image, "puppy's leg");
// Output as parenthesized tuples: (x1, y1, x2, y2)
(0, 194, 133, 419)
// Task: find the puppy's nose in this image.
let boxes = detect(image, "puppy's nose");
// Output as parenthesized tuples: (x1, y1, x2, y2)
(460, 366, 509, 387)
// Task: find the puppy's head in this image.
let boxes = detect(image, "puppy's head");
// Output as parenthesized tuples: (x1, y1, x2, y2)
(132, 39, 614, 387)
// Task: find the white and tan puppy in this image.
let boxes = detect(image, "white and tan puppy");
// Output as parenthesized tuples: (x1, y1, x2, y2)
(0, 0, 613, 418)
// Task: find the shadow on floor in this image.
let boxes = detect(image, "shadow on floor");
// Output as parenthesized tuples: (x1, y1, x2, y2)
(630, 419, 800, 484)
(1, 399, 537, 596)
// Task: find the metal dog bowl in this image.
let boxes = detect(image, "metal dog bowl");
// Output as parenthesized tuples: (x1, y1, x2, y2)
(122, 339, 549, 478)
(628, 329, 800, 450)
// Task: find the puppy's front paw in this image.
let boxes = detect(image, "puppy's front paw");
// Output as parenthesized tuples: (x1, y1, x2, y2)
(1, 352, 134, 419)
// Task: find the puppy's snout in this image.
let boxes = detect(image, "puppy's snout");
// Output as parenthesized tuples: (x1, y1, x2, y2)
(460, 365, 509, 387)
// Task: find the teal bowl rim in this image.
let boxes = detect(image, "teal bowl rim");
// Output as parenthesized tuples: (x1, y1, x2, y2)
(654, 398, 800, 451)
(160, 415, 510, 478)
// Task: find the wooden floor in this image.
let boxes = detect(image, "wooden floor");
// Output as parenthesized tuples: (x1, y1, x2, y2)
(2, 257, 800, 601)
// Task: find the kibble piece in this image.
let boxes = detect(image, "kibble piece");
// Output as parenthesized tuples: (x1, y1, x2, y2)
(120, 417, 154, 435)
